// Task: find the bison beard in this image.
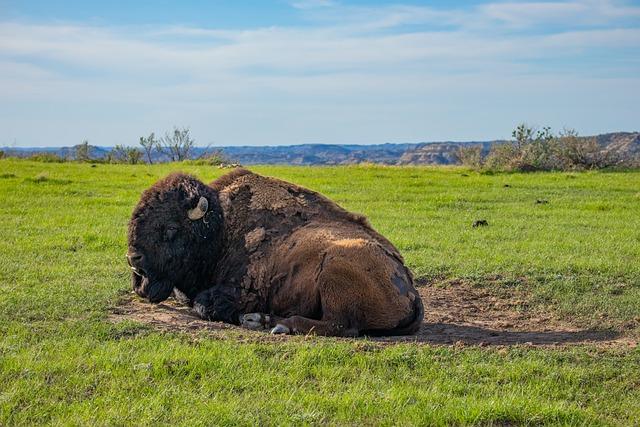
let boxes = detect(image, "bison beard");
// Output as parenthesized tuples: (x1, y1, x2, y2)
(127, 169, 424, 336)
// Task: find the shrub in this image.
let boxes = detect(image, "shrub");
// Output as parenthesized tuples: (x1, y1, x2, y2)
(468, 124, 631, 172)
(109, 145, 143, 164)
(555, 129, 618, 170)
(29, 152, 65, 163)
(485, 125, 560, 172)
(484, 142, 523, 171)
(455, 146, 484, 170)
(197, 149, 228, 166)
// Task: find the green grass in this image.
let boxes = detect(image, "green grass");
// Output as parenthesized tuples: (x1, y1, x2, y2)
(1, 159, 639, 425)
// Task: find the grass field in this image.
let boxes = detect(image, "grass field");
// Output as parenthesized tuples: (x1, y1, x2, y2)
(1, 159, 639, 425)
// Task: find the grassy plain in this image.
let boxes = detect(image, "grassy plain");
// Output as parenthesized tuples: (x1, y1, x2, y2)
(0, 159, 639, 425)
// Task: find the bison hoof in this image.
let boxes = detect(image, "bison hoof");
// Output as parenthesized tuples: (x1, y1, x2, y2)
(270, 324, 290, 335)
(241, 313, 266, 330)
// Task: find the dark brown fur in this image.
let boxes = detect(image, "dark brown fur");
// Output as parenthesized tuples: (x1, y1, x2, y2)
(127, 169, 423, 336)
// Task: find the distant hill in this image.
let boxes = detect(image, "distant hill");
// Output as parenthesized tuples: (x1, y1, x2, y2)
(397, 141, 499, 165)
(398, 132, 640, 166)
(3, 132, 638, 166)
(217, 143, 414, 165)
(597, 132, 640, 158)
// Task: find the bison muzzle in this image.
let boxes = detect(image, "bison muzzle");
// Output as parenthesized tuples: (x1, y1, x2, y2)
(127, 169, 423, 336)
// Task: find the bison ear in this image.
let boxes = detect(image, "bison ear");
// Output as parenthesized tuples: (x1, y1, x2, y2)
(187, 196, 208, 220)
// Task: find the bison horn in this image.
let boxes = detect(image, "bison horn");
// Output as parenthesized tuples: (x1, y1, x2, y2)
(188, 196, 208, 220)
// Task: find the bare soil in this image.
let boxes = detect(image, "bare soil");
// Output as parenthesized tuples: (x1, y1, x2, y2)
(109, 281, 636, 348)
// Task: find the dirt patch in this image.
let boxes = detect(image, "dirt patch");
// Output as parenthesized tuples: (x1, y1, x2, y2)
(109, 281, 636, 348)
(380, 280, 633, 347)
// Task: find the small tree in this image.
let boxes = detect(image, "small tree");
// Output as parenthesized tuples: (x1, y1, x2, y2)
(75, 140, 91, 162)
(160, 127, 194, 161)
(512, 123, 535, 150)
(139, 132, 157, 164)
(522, 126, 557, 171)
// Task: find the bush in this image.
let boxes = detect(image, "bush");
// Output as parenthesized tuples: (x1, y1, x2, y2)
(455, 146, 484, 170)
(484, 143, 523, 171)
(484, 125, 560, 172)
(183, 148, 230, 166)
(29, 152, 65, 163)
(197, 149, 228, 166)
(467, 124, 630, 172)
(555, 129, 618, 170)
(109, 145, 143, 164)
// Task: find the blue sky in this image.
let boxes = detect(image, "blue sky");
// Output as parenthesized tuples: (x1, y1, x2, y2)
(1, 0, 639, 147)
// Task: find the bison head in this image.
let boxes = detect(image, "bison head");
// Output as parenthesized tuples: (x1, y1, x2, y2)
(127, 173, 222, 303)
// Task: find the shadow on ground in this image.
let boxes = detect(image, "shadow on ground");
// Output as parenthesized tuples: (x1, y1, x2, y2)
(377, 322, 619, 346)
(110, 281, 634, 348)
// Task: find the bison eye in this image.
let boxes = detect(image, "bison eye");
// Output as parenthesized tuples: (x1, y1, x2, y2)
(164, 225, 178, 241)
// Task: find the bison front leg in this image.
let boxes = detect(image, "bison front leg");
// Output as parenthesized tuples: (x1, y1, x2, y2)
(270, 316, 359, 337)
(192, 287, 239, 324)
(239, 313, 357, 337)
(240, 312, 275, 331)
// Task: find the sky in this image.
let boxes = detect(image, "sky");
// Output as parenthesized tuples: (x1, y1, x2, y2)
(1, 0, 639, 147)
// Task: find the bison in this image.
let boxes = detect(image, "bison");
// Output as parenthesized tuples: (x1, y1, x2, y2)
(127, 169, 423, 336)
